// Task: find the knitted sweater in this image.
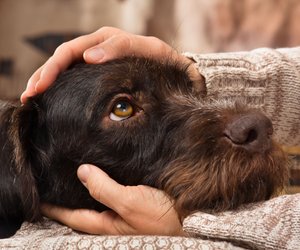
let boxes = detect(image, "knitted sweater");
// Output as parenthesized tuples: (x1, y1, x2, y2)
(0, 194, 298, 249)
(1, 48, 299, 249)
(185, 47, 300, 146)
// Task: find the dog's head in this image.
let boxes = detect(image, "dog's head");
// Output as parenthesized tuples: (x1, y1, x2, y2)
(0, 57, 288, 227)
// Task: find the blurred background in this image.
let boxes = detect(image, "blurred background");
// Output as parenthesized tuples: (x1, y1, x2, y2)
(1, 0, 300, 99)
(0, 0, 299, 191)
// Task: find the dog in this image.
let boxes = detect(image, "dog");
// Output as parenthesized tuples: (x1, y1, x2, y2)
(0, 57, 288, 238)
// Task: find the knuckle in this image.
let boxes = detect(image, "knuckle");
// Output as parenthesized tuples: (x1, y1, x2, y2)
(96, 26, 121, 35)
(88, 183, 102, 200)
(116, 34, 131, 49)
(97, 26, 112, 32)
(146, 36, 170, 53)
(117, 188, 138, 216)
(103, 34, 132, 56)
(147, 36, 160, 43)
(147, 36, 164, 47)
(89, 187, 100, 199)
(54, 42, 70, 54)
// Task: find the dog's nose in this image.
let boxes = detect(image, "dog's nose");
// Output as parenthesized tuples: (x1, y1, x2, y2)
(224, 112, 273, 153)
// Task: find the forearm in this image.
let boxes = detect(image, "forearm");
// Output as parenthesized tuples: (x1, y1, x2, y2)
(184, 47, 300, 146)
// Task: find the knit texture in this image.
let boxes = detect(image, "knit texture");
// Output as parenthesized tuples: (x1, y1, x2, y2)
(0, 219, 241, 250)
(183, 194, 300, 250)
(1, 195, 299, 249)
(184, 47, 300, 146)
(1, 48, 299, 249)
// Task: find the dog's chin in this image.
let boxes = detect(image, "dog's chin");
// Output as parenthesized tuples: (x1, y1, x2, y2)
(158, 140, 288, 218)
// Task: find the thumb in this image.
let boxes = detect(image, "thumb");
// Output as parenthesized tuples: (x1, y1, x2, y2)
(83, 35, 132, 64)
(77, 164, 126, 212)
(83, 34, 175, 64)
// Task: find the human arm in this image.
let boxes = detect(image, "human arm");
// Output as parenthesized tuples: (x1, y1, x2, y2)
(21, 27, 200, 103)
(25, 27, 299, 242)
(183, 193, 300, 249)
(42, 163, 300, 249)
(22, 27, 300, 145)
(184, 47, 300, 146)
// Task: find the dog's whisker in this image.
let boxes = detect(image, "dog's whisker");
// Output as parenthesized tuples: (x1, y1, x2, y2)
(0, 57, 288, 237)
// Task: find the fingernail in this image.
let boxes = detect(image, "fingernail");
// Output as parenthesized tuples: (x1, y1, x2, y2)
(78, 164, 91, 184)
(85, 48, 105, 62)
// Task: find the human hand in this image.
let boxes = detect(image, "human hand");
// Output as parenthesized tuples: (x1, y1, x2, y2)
(21, 27, 200, 103)
(41, 164, 184, 236)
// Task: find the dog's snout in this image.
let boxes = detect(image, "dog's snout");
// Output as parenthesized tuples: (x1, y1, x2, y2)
(224, 112, 273, 153)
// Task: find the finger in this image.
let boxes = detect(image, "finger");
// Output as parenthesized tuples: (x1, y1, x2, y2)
(84, 34, 175, 64)
(34, 41, 86, 93)
(135, 35, 175, 59)
(83, 34, 131, 63)
(41, 204, 132, 235)
(20, 65, 44, 103)
(34, 59, 64, 93)
(34, 28, 120, 93)
(77, 164, 127, 213)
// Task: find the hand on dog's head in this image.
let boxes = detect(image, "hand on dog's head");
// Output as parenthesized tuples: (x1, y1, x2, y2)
(0, 57, 288, 237)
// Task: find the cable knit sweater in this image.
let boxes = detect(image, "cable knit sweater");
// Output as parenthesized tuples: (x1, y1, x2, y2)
(185, 47, 300, 146)
(1, 48, 299, 249)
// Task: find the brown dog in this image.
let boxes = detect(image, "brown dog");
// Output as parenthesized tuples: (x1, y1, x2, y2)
(0, 57, 288, 237)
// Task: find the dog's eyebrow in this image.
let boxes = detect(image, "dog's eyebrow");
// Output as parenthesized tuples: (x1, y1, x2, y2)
(83, 84, 139, 121)
(119, 79, 134, 89)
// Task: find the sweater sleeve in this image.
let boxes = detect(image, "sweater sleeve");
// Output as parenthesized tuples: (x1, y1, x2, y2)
(182, 194, 300, 250)
(184, 47, 300, 146)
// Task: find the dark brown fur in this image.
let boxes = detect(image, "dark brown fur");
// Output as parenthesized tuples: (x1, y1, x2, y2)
(0, 57, 288, 237)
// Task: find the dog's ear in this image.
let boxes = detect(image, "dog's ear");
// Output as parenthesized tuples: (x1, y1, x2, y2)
(0, 102, 40, 237)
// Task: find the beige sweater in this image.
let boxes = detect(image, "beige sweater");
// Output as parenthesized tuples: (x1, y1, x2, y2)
(1, 48, 300, 249)
(185, 47, 300, 146)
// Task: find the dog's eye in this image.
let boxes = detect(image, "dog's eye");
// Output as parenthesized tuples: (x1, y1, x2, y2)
(110, 101, 134, 121)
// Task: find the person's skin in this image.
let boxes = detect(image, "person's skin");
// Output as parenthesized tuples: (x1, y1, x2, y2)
(24, 27, 201, 236)
(42, 164, 184, 236)
(21, 26, 200, 103)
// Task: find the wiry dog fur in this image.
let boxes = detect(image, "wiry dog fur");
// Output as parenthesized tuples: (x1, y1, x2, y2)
(0, 57, 288, 237)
